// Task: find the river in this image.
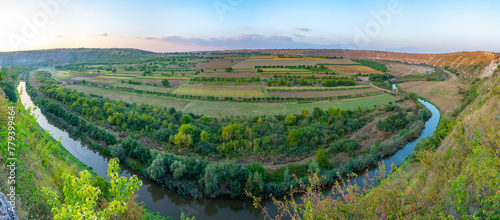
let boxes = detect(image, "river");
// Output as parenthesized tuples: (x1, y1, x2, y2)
(17, 81, 440, 219)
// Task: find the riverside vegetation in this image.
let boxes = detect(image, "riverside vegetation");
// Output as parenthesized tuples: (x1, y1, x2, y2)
(3, 48, 497, 219)
(26, 67, 430, 200)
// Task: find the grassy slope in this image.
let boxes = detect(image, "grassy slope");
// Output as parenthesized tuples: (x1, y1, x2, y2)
(360, 74, 500, 218)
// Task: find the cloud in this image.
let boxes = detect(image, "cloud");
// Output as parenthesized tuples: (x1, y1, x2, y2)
(295, 27, 311, 32)
(293, 33, 305, 38)
(137, 34, 319, 50)
(91, 32, 108, 37)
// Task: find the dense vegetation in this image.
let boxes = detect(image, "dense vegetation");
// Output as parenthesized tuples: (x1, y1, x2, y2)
(352, 59, 388, 72)
(250, 62, 500, 219)
(28, 74, 424, 200)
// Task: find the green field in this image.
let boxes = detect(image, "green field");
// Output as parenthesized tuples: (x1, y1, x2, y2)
(63, 84, 397, 117)
(266, 85, 372, 91)
(183, 94, 398, 117)
(38, 68, 74, 80)
(63, 85, 190, 109)
(172, 84, 265, 98)
(111, 83, 176, 93)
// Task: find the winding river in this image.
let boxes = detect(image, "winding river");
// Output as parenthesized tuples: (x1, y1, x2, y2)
(17, 81, 440, 220)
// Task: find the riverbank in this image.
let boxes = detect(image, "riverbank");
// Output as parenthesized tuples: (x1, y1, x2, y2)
(19, 78, 442, 219)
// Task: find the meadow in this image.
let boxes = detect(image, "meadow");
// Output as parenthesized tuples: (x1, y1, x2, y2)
(268, 88, 382, 98)
(171, 83, 266, 98)
(325, 65, 383, 75)
(61, 83, 397, 117)
(232, 57, 356, 69)
(63, 84, 190, 109)
(183, 94, 399, 117)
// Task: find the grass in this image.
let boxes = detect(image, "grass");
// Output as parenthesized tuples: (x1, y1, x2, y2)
(183, 94, 398, 117)
(266, 85, 372, 91)
(397, 75, 462, 116)
(261, 68, 312, 72)
(63, 84, 190, 109)
(232, 58, 356, 69)
(63, 84, 397, 117)
(37, 68, 74, 80)
(325, 65, 383, 75)
(398, 71, 446, 80)
(268, 88, 382, 98)
(172, 84, 265, 98)
(111, 83, 176, 93)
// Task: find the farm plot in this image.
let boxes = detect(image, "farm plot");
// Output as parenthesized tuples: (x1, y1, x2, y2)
(374, 60, 434, 76)
(197, 72, 259, 78)
(171, 83, 265, 98)
(324, 65, 383, 75)
(62, 84, 190, 110)
(182, 94, 399, 117)
(266, 85, 372, 91)
(195, 58, 246, 71)
(110, 83, 176, 93)
(268, 88, 382, 98)
(232, 58, 356, 69)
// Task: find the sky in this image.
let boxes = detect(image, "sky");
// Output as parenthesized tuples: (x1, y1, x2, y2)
(0, 0, 499, 53)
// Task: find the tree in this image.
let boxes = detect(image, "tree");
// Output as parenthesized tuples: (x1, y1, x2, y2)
(245, 172, 264, 195)
(308, 159, 320, 173)
(170, 161, 187, 180)
(283, 167, 291, 183)
(225, 67, 233, 72)
(110, 144, 127, 161)
(315, 149, 329, 168)
(284, 114, 297, 125)
(174, 133, 193, 148)
(203, 163, 219, 196)
(147, 154, 166, 182)
(162, 79, 170, 87)
(312, 107, 325, 119)
(301, 108, 310, 117)
(42, 159, 142, 219)
(200, 131, 209, 142)
(180, 114, 193, 124)
(287, 129, 301, 146)
(222, 123, 243, 141)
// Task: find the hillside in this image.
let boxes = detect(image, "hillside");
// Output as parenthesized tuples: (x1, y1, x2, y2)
(0, 48, 158, 66)
(252, 53, 500, 219)
(225, 49, 500, 77)
(1, 49, 499, 78)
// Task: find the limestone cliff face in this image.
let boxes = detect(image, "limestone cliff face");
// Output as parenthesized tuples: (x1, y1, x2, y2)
(0, 192, 18, 220)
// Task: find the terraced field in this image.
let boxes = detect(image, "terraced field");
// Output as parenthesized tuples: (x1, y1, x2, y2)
(233, 57, 356, 69)
(268, 88, 382, 98)
(324, 65, 383, 75)
(171, 83, 265, 98)
(183, 94, 399, 117)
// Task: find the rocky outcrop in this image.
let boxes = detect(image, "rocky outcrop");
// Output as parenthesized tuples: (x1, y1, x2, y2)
(0, 192, 18, 220)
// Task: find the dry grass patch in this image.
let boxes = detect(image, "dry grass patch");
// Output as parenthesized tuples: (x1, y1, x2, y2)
(325, 65, 383, 75)
(398, 76, 462, 116)
(194, 59, 246, 71)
